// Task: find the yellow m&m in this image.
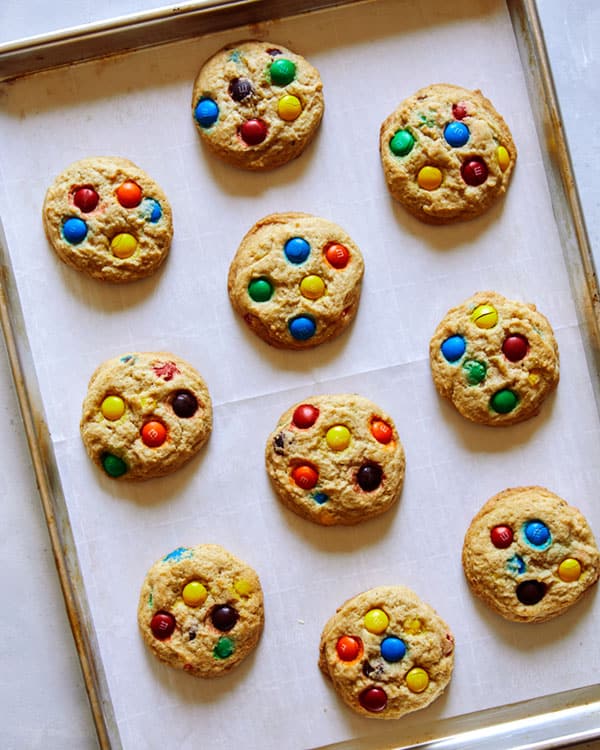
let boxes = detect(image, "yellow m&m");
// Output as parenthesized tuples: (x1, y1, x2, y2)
(101, 395, 125, 421)
(326, 425, 351, 451)
(364, 608, 389, 634)
(471, 304, 498, 329)
(497, 145, 510, 172)
(417, 166, 443, 191)
(403, 617, 422, 634)
(278, 95, 302, 122)
(234, 579, 253, 597)
(111, 232, 138, 259)
(182, 581, 208, 607)
(558, 558, 582, 582)
(300, 275, 325, 300)
(406, 667, 429, 693)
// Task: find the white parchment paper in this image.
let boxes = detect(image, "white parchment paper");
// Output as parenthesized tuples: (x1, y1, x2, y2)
(1, 1, 600, 748)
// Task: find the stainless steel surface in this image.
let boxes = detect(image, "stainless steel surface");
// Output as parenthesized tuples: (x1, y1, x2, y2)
(1, 1, 599, 747)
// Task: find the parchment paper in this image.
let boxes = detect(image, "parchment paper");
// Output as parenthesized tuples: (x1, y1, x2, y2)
(1, 1, 600, 748)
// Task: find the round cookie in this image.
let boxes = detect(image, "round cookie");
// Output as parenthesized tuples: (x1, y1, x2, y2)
(228, 213, 364, 349)
(43, 157, 173, 282)
(192, 40, 324, 170)
(429, 291, 559, 426)
(138, 544, 264, 677)
(319, 586, 455, 718)
(462, 486, 600, 623)
(265, 394, 405, 525)
(380, 84, 516, 224)
(80, 352, 212, 480)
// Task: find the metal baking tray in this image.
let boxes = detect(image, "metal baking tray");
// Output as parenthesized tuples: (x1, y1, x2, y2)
(1, 1, 600, 748)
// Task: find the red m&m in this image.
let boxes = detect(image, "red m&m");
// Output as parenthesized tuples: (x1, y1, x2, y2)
(359, 686, 387, 713)
(491, 525, 513, 548)
(324, 242, 350, 269)
(502, 334, 529, 362)
(293, 404, 319, 428)
(240, 119, 268, 145)
(150, 611, 175, 639)
(461, 157, 488, 186)
(73, 186, 99, 213)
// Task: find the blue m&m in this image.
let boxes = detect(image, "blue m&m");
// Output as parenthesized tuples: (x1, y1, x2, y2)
(524, 520, 551, 547)
(62, 217, 88, 244)
(444, 121, 470, 147)
(195, 98, 219, 128)
(289, 315, 316, 341)
(284, 237, 310, 264)
(441, 335, 466, 363)
(380, 636, 406, 663)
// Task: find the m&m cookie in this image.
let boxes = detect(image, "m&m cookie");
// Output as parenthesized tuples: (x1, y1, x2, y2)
(380, 84, 516, 223)
(192, 40, 324, 170)
(265, 394, 405, 525)
(429, 292, 559, 426)
(462, 487, 600, 622)
(319, 586, 454, 718)
(43, 157, 173, 282)
(228, 213, 364, 349)
(80, 352, 212, 480)
(138, 544, 264, 677)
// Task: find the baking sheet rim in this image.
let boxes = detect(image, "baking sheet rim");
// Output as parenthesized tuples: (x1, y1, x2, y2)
(1, 0, 600, 748)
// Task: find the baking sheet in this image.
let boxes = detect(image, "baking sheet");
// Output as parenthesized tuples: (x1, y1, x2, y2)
(1, 0, 600, 748)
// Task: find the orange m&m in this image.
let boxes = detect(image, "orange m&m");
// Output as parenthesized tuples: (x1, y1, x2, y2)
(291, 464, 318, 489)
(141, 420, 167, 447)
(371, 419, 393, 444)
(116, 180, 142, 208)
(336, 635, 362, 661)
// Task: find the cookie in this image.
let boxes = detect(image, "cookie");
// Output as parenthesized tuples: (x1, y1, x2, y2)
(138, 544, 264, 677)
(462, 487, 600, 623)
(265, 394, 404, 525)
(379, 84, 516, 223)
(43, 157, 173, 282)
(80, 352, 212, 480)
(228, 213, 364, 349)
(319, 586, 454, 718)
(429, 291, 559, 426)
(192, 40, 324, 170)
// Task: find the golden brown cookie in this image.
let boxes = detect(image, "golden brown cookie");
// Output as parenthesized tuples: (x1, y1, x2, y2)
(43, 157, 173, 282)
(265, 394, 405, 525)
(80, 352, 212, 480)
(138, 544, 264, 677)
(380, 84, 516, 223)
(192, 40, 324, 170)
(228, 213, 364, 349)
(429, 291, 559, 426)
(462, 487, 600, 623)
(319, 586, 455, 718)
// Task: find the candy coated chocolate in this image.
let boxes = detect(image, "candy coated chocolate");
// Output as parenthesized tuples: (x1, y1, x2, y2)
(293, 404, 319, 428)
(357, 463, 382, 491)
(171, 390, 198, 418)
(240, 118, 268, 145)
(359, 687, 387, 713)
(151, 611, 176, 639)
(73, 187, 99, 213)
(210, 604, 239, 631)
(229, 77, 254, 102)
(516, 580, 546, 605)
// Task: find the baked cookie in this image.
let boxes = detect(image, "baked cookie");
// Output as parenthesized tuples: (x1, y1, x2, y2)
(138, 544, 264, 677)
(265, 394, 404, 525)
(43, 157, 173, 282)
(379, 84, 516, 223)
(228, 213, 364, 349)
(80, 352, 212, 480)
(319, 586, 455, 718)
(429, 291, 559, 426)
(192, 40, 323, 170)
(462, 487, 600, 623)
